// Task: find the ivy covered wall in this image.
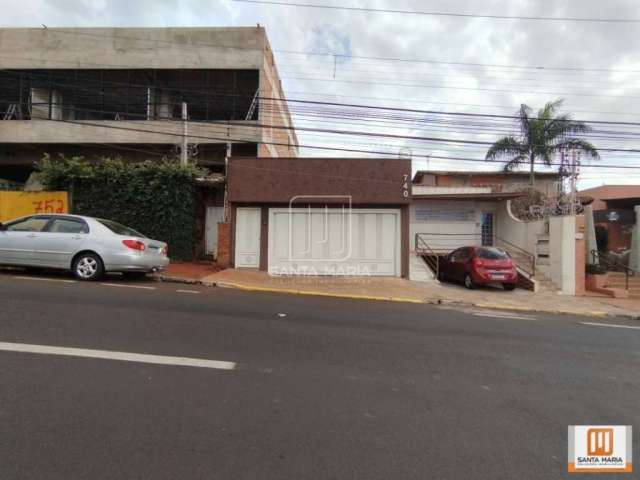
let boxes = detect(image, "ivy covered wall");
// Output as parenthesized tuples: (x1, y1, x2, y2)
(39, 155, 205, 260)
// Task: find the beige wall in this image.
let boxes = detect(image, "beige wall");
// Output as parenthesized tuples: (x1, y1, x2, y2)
(410, 199, 497, 252)
(495, 200, 546, 255)
(0, 27, 266, 69)
(0, 120, 262, 145)
(259, 37, 298, 157)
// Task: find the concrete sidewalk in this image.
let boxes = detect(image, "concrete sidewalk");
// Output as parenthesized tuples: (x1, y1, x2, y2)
(170, 268, 640, 319)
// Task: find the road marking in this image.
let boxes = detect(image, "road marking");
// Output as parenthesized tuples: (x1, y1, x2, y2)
(474, 312, 538, 321)
(0, 341, 236, 370)
(14, 276, 76, 284)
(580, 322, 640, 331)
(176, 289, 200, 294)
(101, 283, 156, 290)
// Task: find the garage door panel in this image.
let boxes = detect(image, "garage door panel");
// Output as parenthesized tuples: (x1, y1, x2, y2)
(269, 209, 400, 276)
(310, 213, 328, 259)
(273, 213, 288, 259)
(380, 214, 396, 260)
(328, 215, 347, 259)
(290, 213, 308, 260)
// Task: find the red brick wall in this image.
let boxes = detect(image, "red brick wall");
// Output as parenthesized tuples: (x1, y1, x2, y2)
(600, 223, 633, 253)
(259, 49, 298, 158)
(217, 222, 232, 267)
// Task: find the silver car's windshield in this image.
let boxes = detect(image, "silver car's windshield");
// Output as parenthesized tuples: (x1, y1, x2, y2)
(97, 219, 147, 238)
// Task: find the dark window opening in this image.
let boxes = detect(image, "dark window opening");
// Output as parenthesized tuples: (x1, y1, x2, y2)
(0, 69, 260, 122)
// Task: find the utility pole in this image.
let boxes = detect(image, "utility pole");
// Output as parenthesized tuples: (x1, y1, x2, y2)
(180, 102, 188, 166)
(223, 142, 232, 222)
(570, 150, 581, 216)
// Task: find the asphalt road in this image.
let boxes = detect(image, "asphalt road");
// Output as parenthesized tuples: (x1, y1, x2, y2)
(0, 271, 639, 479)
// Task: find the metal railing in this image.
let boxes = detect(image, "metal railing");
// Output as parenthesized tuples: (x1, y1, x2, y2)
(414, 232, 536, 278)
(591, 250, 637, 291)
(493, 236, 536, 277)
(415, 233, 440, 279)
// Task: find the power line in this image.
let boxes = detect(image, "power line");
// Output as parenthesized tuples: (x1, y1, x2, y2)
(283, 90, 640, 118)
(275, 58, 634, 79)
(3, 71, 639, 160)
(6, 27, 640, 74)
(282, 76, 640, 101)
(232, 0, 640, 23)
(23, 113, 640, 170)
(16, 99, 640, 154)
(279, 65, 637, 90)
(4, 68, 640, 127)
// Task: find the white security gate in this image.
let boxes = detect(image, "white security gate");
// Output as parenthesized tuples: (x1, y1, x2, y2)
(235, 208, 261, 268)
(268, 208, 401, 276)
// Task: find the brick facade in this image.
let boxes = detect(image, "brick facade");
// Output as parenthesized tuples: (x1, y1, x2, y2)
(216, 222, 232, 267)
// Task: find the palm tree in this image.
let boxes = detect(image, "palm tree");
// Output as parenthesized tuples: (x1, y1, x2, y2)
(485, 99, 599, 185)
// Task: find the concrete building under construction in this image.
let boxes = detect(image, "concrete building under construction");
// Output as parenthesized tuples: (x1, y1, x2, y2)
(0, 26, 298, 258)
(0, 26, 298, 179)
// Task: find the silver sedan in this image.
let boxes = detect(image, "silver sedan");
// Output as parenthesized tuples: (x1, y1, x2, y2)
(0, 214, 169, 280)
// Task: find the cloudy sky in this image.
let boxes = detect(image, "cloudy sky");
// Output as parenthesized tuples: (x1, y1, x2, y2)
(2, 0, 640, 187)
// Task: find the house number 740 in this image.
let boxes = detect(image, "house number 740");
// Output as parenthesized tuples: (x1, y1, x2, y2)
(402, 174, 409, 198)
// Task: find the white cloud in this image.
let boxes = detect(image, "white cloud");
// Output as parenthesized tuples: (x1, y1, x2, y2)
(1, 0, 639, 186)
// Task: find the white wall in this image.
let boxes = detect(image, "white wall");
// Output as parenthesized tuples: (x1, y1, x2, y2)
(495, 200, 546, 255)
(410, 200, 496, 252)
(549, 216, 576, 295)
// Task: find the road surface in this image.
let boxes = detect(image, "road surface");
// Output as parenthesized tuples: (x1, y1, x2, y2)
(0, 272, 638, 479)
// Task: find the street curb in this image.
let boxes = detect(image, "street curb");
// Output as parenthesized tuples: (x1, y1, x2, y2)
(153, 274, 215, 287)
(154, 273, 638, 319)
(472, 302, 615, 319)
(214, 281, 425, 304)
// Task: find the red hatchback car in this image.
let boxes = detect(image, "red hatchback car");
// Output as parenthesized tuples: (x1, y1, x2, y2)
(438, 246, 518, 290)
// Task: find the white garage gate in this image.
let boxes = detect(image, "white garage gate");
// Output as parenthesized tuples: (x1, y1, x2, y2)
(268, 208, 401, 276)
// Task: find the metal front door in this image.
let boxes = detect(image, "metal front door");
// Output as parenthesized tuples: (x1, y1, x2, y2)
(235, 208, 261, 268)
(481, 213, 495, 246)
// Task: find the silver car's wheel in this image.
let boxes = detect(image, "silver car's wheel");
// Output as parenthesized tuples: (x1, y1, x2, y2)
(72, 253, 104, 281)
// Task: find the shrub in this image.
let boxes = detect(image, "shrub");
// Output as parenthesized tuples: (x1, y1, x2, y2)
(38, 155, 206, 260)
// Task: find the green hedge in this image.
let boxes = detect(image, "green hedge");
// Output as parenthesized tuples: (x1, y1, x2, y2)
(39, 155, 205, 260)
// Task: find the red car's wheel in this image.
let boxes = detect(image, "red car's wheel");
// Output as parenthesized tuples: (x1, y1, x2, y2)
(464, 274, 475, 289)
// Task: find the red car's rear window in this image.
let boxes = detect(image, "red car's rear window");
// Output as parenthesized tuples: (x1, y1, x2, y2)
(476, 248, 510, 260)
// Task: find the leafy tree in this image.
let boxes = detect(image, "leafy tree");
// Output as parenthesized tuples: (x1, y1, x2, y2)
(485, 99, 599, 185)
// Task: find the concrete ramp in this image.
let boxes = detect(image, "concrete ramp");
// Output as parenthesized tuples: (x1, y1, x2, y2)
(409, 252, 436, 283)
